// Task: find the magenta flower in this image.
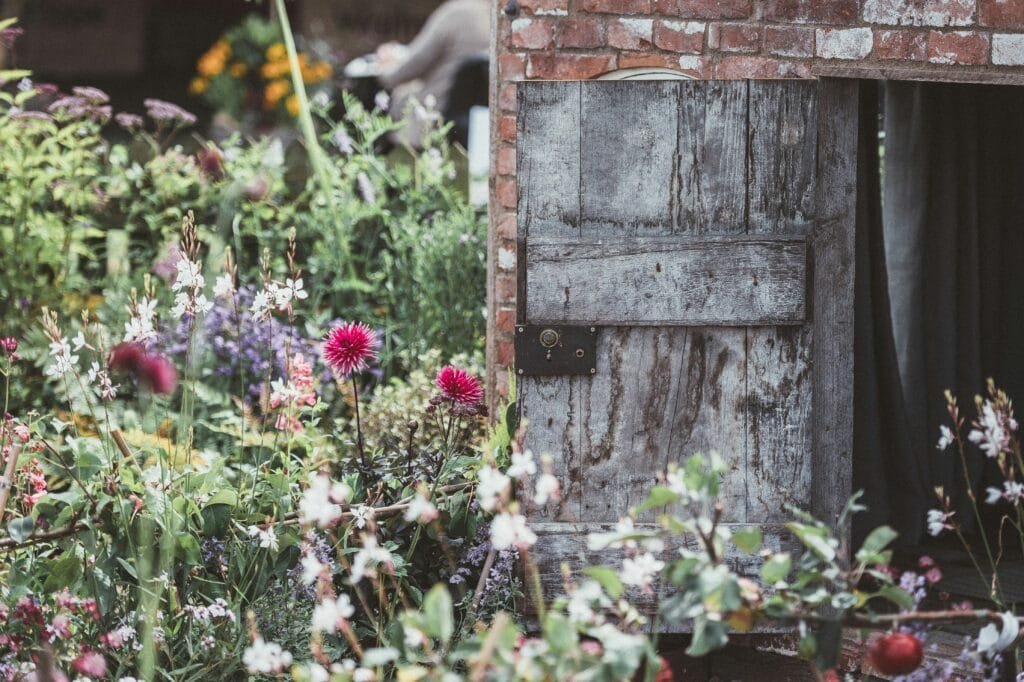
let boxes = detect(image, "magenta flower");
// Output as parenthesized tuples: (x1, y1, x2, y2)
(108, 343, 178, 395)
(71, 648, 107, 677)
(322, 322, 379, 377)
(436, 366, 483, 406)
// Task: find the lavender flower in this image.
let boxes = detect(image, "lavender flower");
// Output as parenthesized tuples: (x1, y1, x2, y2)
(115, 112, 144, 130)
(71, 86, 110, 105)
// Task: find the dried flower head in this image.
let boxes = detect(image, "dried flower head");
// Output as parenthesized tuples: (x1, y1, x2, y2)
(322, 322, 379, 377)
(435, 365, 484, 407)
(144, 98, 197, 126)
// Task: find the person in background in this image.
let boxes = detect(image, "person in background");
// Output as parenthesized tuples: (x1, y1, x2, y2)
(377, 0, 489, 148)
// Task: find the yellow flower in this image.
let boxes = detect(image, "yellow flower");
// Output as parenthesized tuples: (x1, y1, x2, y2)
(189, 77, 209, 95)
(266, 42, 287, 63)
(264, 79, 290, 108)
(197, 51, 225, 77)
(229, 62, 247, 78)
(285, 94, 300, 117)
(261, 60, 290, 80)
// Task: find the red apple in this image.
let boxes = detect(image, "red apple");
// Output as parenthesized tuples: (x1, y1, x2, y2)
(868, 632, 924, 675)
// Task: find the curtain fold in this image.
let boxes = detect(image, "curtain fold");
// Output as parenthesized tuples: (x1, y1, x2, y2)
(878, 81, 1024, 540)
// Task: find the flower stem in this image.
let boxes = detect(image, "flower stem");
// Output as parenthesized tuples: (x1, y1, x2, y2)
(351, 377, 367, 471)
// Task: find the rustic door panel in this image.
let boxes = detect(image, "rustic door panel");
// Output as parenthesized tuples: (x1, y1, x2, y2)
(515, 79, 857, 611)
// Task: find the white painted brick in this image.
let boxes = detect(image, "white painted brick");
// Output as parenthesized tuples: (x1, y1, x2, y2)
(678, 56, 705, 70)
(864, 0, 975, 26)
(993, 33, 1024, 65)
(816, 28, 874, 59)
(497, 247, 516, 271)
(618, 18, 654, 36)
(660, 20, 705, 35)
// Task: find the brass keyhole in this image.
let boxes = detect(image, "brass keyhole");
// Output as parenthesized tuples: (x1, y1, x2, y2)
(539, 328, 559, 348)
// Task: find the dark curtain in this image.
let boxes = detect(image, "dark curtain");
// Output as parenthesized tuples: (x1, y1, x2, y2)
(875, 81, 1024, 542)
(854, 81, 929, 547)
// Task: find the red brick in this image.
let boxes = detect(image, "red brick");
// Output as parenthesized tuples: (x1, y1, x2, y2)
(510, 17, 556, 49)
(556, 16, 606, 48)
(873, 29, 928, 59)
(714, 55, 814, 78)
(494, 272, 518, 305)
(527, 52, 617, 78)
(495, 212, 517, 240)
(607, 17, 654, 49)
(980, 0, 1024, 27)
(498, 83, 517, 112)
(618, 51, 683, 69)
(654, 0, 752, 19)
(654, 20, 706, 53)
(579, 0, 651, 13)
(498, 115, 517, 143)
(711, 22, 762, 52)
(495, 338, 515, 365)
(764, 26, 815, 57)
(497, 177, 518, 209)
(927, 29, 991, 63)
(496, 145, 517, 176)
(498, 53, 526, 81)
(762, 0, 859, 24)
(495, 307, 517, 336)
(519, 0, 569, 14)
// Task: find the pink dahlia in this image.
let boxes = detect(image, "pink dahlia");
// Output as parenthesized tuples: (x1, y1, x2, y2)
(436, 366, 484, 406)
(322, 322, 379, 377)
(108, 343, 178, 395)
(72, 648, 107, 677)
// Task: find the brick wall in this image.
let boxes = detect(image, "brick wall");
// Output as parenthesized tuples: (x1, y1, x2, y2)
(485, 0, 1024, 402)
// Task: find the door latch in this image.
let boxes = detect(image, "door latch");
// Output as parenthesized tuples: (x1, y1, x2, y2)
(515, 325, 597, 376)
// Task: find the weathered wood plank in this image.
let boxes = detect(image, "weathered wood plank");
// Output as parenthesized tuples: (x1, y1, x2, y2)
(748, 81, 818, 235)
(577, 328, 747, 523)
(517, 81, 581, 239)
(528, 523, 800, 631)
(745, 326, 813, 523)
(677, 80, 748, 234)
(519, 375, 581, 522)
(526, 238, 807, 326)
(810, 79, 858, 530)
(580, 81, 680, 237)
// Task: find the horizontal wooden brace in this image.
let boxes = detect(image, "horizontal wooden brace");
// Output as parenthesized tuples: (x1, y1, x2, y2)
(526, 237, 807, 326)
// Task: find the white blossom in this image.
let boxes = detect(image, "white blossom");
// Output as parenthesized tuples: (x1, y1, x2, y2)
(298, 473, 344, 528)
(350, 504, 374, 529)
(71, 331, 88, 351)
(490, 512, 536, 550)
(567, 580, 609, 624)
(311, 593, 355, 633)
(403, 493, 438, 524)
(300, 553, 326, 585)
(212, 274, 234, 298)
(927, 508, 953, 537)
(937, 425, 956, 450)
(477, 465, 510, 512)
(45, 336, 78, 378)
(506, 450, 536, 479)
(250, 289, 273, 322)
(350, 534, 394, 582)
(985, 481, 1024, 506)
(533, 473, 560, 506)
(374, 91, 390, 112)
(242, 637, 292, 675)
(621, 552, 665, 590)
(247, 525, 279, 551)
(968, 401, 1017, 458)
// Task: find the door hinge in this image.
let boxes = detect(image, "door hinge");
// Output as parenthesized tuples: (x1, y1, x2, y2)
(515, 325, 597, 376)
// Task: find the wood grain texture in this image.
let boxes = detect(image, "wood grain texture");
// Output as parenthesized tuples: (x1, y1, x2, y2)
(577, 328, 747, 523)
(519, 375, 581, 523)
(517, 81, 581, 240)
(748, 80, 819, 235)
(526, 238, 807, 326)
(677, 80, 749, 235)
(580, 81, 680, 237)
(810, 79, 859, 530)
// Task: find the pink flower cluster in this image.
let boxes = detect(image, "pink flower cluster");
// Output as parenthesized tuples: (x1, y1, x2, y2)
(20, 458, 47, 510)
(270, 353, 318, 433)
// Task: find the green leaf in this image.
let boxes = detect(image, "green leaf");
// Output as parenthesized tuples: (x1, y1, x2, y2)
(543, 613, 577, 653)
(686, 616, 729, 657)
(760, 553, 791, 584)
(732, 527, 762, 554)
(7, 516, 34, 543)
(361, 647, 398, 666)
(855, 526, 898, 564)
(635, 486, 679, 514)
(786, 522, 836, 562)
(203, 489, 238, 508)
(875, 584, 915, 610)
(43, 553, 81, 592)
(421, 584, 454, 643)
(583, 566, 624, 600)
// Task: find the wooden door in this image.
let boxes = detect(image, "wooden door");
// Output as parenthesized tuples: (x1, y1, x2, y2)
(515, 79, 858, 610)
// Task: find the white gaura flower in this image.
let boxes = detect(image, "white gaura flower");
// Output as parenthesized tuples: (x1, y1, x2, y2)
(490, 512, 536, 550)
(927, 508, 953, 537)
(298, 473, 343, 528)
(311, 593, 355, 633)
(937, 425, 956, 450)
(476, 465, 510, 512)
(621, 552, 665, 590)
(45, 336, 78, 378)
(300, 554, 326, 585)
(968, 401, 1016, 458)
(71, 331, 88, 351)
(985, 481, 1024, 505)
(403, 493, 439, 524)
(212, 274, 234, 298)
(350, 504, 374, 529)
(567, 580, 610, 624)
(242, 637, 292, 675)
(533, 473, 560, 506)
(172, 258, 204, 292)
(350, 534, 394, 582)
(250, 289, 272, 322)
(506, 450, 536, 479)
(247, 525, 279, 551)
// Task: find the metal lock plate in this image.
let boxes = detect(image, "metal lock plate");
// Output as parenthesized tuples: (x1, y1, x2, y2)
(515, 325, 597, 376)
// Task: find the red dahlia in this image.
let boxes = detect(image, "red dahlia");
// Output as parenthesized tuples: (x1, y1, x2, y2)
(109, 343, 178, 395)
(322, 322, 379, 377)
(435, 365, 483, 406)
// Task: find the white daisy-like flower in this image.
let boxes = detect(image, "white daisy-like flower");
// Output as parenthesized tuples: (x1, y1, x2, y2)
(490, 512, 536, 551)
(621, 552, 665, 590)
(506, 450, 536, 479)
(533, 473, 560, 506)
(311, 593, 355, 633)
(242, 637, 292, 674)
(477, 465, 510, 512)
(937, 425, 956, 451)
(403, 493, 439, 524)
(247, 525, 279, 551)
